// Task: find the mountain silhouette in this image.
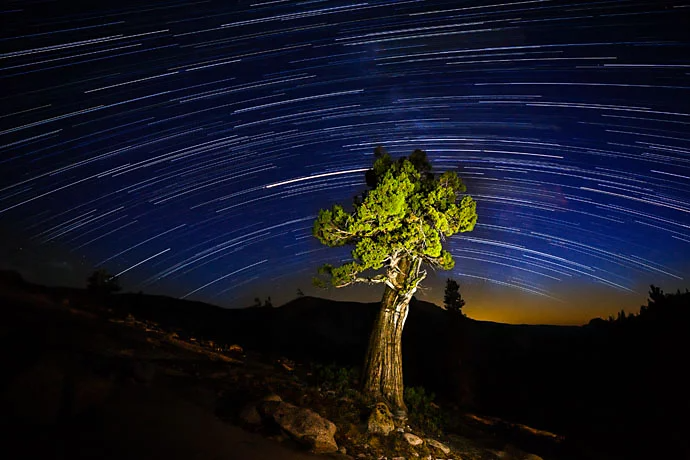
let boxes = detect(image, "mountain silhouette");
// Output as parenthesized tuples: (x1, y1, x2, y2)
(1, 269, 688, 459)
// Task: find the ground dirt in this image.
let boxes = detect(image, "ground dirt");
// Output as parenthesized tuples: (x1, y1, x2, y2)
(0, 289, 339, 460)
(0, 286, 564, 460)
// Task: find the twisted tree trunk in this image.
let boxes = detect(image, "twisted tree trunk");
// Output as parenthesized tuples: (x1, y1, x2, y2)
(361, 257, 422, 419)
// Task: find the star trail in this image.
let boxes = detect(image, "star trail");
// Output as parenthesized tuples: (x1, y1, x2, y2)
(1, 0, 688, 324)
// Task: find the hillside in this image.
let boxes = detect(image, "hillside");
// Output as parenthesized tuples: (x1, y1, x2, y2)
(1, 271, 562, 460)
(1, 270, 688, 459)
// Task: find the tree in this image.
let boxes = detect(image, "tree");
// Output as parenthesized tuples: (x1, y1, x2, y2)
(252, 296, 273, 307)
(313, 147, 477, 417)
(444, 278, 465, 315)
(297, 288, 305, 297)
(86, 269, 121, 296)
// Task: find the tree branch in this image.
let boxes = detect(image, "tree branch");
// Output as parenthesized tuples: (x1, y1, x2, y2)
(334, 273, 388, 288)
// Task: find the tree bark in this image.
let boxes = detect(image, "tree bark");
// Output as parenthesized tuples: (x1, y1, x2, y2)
(361, 257, 421, 419)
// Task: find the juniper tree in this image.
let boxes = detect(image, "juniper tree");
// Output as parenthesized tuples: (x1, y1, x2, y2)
(313, 147, 477, 417)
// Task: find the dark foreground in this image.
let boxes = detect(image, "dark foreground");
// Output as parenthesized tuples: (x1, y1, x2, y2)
(2, 272, 688, 460)
(2, 282, 559, 460)
(0, 289, 326, 460)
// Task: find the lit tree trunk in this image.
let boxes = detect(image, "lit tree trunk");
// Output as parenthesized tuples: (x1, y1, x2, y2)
(361, 257, 423, 419)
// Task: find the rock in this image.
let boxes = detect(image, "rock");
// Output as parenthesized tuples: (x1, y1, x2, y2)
(403, 432, 424, 446)
(339, 446, 348, 454)
(498, 444, 544, 460)
(367, 402, 395, 436)
(129, 360, 156, 383)
(258, 400, 338, 453)
(262, 393, 282, 402)
(426, 439, 451, 455)
(227, 344, 244, 353)
(239, 403, 262, 425)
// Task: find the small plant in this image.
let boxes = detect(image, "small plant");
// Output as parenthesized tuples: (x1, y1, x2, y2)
(312, 363, 358, 394)
(404, 386, 446, 435)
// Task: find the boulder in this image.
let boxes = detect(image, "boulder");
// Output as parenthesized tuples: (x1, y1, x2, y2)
(367, 402, 395, 436)
(403, 432, 424, 446)
(258, 400, 338, 453)
(239, 403, 262, 425)
(262, 393, 282, 402)
(426, 438, 451, 455)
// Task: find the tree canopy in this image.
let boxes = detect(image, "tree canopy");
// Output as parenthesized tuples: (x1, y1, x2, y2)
(313, 148, 477, 292)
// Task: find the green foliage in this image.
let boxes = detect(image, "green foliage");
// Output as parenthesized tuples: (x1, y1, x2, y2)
(86, 269, 121, 296)
(312, 362, 358, 394)
(444, 278, 466, 314)
(313, 147, 477, 289)
(404, 386, 446, 435)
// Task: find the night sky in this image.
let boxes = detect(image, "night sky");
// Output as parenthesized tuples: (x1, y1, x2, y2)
(1, 0, 689, 325)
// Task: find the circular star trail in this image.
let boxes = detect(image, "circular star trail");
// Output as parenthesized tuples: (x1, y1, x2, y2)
(1, 0, 689, 324)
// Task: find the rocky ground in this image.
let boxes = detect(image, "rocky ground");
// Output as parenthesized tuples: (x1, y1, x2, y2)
(0, 287, 559, 460)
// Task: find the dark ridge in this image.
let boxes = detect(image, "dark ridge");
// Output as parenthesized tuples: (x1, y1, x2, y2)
(1, 277, 688, 459)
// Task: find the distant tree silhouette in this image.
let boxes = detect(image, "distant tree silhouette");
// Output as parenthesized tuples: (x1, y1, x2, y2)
(595, 284, 689, 326)
(580, 283, 689, 459)
(253, 297, 262, 308)
(86, 269, 121, 296)
(638, 284, 690, 322)
(444, 278, 465, 315)
(263, 296, 273, 308)
(313, 146, 477, 417)
(297, 288, 305, 297)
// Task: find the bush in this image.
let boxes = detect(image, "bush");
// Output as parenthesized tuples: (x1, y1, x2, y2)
(312, 363, 358, 394)
(404, 386, 446, 435)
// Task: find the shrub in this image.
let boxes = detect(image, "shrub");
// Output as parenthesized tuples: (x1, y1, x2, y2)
(312, 363, 358, 394)
(404, 386, 446, 435)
